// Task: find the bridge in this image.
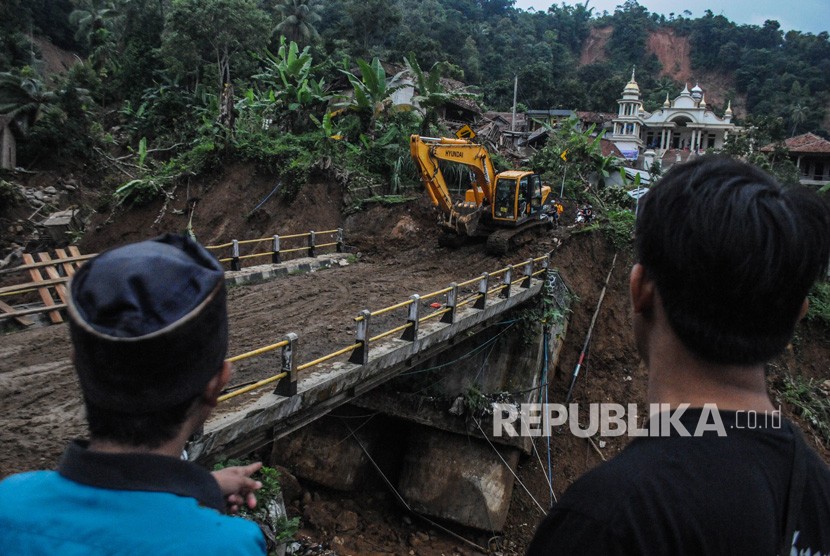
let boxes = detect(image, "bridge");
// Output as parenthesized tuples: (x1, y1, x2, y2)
(189, 250, 572, 469)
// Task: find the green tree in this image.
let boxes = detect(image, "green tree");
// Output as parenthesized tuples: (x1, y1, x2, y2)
(245, 37, 329, 133)
(790, 103, 807, 136)
(338, 57, 405, 133)
(0, 68, 57, 124)
(273, 0, 323, 46)
(404, 53, 475, 135)
(161, 0, 271, 94)
(342, 0, 401, 56)
(531, 117, 620, 202)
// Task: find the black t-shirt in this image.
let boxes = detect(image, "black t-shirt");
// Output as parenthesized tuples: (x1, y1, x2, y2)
(527, 409, 830, 555)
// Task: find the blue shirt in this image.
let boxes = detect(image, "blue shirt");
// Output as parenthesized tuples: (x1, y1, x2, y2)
(0, 440, 266, 555)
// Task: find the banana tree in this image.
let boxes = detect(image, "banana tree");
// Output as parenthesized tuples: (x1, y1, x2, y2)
(338, 57, 405, 134)
(249, 37, 329, 132)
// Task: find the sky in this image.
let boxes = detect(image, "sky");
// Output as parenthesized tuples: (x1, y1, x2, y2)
(513, 0, 829, 35)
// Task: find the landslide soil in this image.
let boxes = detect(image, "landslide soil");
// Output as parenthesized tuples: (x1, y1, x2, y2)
(1, 164, 828, 555)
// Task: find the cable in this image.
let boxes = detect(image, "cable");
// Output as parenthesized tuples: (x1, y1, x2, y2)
(531, 436, 556, 505)
(248, 180, 282, 215)
(565, 253, 618, 403)
(472, 418, 547, 516)
(339, 419, 488, 553)
(399, 319, 518, 378)
(543, 328, 554, 507)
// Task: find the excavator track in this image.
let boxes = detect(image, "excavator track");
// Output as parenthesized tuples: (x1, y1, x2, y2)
(485, 218, 552, 255)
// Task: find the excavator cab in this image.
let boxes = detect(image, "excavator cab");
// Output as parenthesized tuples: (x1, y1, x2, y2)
(491, 172, 545, 225)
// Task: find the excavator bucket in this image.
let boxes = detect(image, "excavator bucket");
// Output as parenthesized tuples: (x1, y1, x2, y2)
(439, 202, 485, 237)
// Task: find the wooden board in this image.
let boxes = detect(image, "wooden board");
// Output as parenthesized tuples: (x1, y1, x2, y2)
(22, 253, 62, 324)
(0, 298, 34, 327)
(37, 253, 70, 305)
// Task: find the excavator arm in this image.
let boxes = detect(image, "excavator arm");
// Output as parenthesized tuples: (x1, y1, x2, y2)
(409, 135, 498, 215)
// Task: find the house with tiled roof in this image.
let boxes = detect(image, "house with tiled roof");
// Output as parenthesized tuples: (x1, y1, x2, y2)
(760, 132, 830, 186)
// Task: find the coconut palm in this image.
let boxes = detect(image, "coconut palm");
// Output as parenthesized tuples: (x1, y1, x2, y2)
(0, 70, 56, 125)
(273, 0, 323, 46)
(790, 103, 807, 137)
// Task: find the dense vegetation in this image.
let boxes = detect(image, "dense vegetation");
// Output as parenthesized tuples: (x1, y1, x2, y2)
(0, 0, 827, 202)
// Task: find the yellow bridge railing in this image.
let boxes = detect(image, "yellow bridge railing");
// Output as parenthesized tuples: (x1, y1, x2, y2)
(219, 252, 553, 402)
(206, 228, 344, 271)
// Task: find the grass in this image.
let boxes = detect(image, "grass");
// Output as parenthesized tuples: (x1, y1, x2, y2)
(807, 280, 830, 327)
(779, 374, 830, 446)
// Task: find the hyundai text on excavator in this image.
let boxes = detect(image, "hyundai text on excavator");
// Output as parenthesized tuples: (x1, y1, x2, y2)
(410, 134, 556, 254)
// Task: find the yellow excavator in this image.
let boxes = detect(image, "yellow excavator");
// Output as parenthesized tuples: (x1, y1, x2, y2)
(410, 134, 556, 254)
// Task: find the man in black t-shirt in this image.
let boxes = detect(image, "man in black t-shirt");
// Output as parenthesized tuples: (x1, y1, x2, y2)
(527, 156, 830, 555)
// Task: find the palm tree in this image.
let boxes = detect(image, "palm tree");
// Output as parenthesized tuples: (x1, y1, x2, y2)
(69, 0, 118, 46)
(70, 0, 120, 71)
(0, 70, 56, 125)
(273, 0, 323, 46)
(790, 103, 807, 137)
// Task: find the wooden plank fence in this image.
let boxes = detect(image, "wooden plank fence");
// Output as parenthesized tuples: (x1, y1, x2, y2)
(0, 246, 89, 325)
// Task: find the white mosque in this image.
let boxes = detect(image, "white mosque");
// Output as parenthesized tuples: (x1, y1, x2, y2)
(609, 69, 741, 164)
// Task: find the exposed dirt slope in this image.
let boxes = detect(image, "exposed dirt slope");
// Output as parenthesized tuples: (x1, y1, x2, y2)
(579, 26, 612, 65)
(647, 28, 692, 82)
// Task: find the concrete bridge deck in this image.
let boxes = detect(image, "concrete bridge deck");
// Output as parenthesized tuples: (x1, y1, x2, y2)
(189, 262, 569, 465)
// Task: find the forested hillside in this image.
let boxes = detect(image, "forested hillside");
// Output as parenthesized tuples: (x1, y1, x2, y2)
(2, 1, 828, 174)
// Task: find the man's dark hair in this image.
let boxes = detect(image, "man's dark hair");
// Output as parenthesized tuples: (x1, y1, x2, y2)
(84, 394, 200, 449)
(635, 155, 830, 364)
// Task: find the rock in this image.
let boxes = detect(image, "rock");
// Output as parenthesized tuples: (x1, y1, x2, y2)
(33, 191, 46, 201)
(44, 186, 58, 194)
(598, 440, 607, 449)
(62, 183, 76, 191)
(273, 465, 302, 504)
(337, 259, 349, 266)
(448, 395, 465, 416)
(335, 509, 358, 532)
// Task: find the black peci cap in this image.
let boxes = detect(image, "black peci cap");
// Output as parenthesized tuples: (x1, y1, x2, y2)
(68, 234, 228, 413)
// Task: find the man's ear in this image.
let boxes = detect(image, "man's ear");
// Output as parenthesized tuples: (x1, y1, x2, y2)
(203, 361, 232, 408)
(630, 263, 655, 316)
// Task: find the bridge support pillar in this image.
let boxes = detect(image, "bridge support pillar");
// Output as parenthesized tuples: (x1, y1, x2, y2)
(349, 309, 371, 365)
(271, 235, 281, 264)
(274, 333, 298, 397)
(231, 239, 241, 271)
(501, 265, 513, 299)
(402, 294, 420, 341)
(440, 283, 458, 324)
(474, 273, 489, 310)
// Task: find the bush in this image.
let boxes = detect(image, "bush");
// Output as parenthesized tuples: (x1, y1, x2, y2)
(779, 374, 830, 446)
(807, 281, 830, 327)
(213, 460, 300, 550)
(0, 179, 21, 210)
(600, 209, 636, 250)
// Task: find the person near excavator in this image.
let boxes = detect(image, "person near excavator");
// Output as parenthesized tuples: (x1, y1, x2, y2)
(0, 234, 266, 555)
(527, 156, 830, 554)
(552, 199, 564, 228)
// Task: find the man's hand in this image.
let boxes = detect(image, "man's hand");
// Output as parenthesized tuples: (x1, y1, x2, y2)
(212, 462, 263, 514)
